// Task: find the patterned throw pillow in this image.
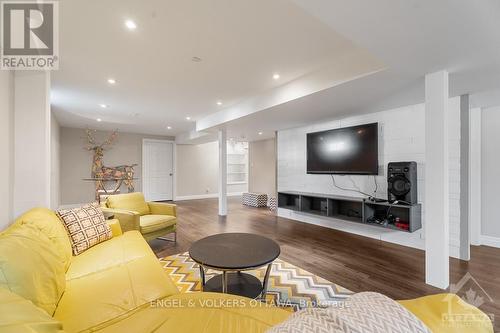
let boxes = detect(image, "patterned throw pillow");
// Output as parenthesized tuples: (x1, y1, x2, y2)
(267, 292, 431, 333)
(57, 202, 113, 255)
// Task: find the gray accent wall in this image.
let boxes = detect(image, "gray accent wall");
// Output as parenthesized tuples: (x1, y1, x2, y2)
(175, 141, 249, 199)
(60, 127, 173, 205)
(249, 138, 277, 197)
(481, 106, 500, 239)
(175, 141, 219, 198)
(459, 94, 470, 260)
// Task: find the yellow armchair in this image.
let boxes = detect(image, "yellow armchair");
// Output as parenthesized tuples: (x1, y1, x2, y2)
(101, 207, 140, 232)
(149, 201, 177, 216)
(101, 192, 177, 242)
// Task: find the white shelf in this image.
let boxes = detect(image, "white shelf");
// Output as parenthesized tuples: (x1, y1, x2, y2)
(227, 142, 248, 188)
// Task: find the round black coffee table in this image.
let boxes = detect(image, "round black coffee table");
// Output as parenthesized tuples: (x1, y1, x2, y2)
(189, 233, 280, 299)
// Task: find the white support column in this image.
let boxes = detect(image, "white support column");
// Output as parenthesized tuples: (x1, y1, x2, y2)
(218, 129, 227, 216)
(13, 71, 51, 216)
(0, 71, 14, 227)
(425, 70, 450, 289)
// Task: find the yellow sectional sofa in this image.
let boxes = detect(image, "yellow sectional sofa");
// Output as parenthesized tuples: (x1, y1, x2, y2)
(0, 208, 289, 333)
(399, 293, 493, 333)
(101, 193, 177, 242)
(0, 207, 493, 333)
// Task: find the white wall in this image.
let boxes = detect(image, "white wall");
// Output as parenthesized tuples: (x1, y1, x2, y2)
(13, 71, 51, 217)
(481, 106, 500, 245)
(50, 113, 60, 209)
(277, 98, 461, 257)
(0, 71, 14, 230)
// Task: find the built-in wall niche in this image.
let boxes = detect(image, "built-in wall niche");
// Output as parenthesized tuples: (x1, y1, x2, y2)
(227, 141, 248, 185)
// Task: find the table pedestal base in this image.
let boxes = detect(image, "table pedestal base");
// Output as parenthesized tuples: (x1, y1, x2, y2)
(204, 272, 263, 299)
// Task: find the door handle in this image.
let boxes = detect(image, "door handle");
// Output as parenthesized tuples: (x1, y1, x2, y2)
(169, 173, 173, 176)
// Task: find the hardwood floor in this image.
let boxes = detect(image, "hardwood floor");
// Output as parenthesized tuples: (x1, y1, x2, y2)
(150, 197, 500, 331)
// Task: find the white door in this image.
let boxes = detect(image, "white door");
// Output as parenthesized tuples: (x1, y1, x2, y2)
(142, 140, 174, 201)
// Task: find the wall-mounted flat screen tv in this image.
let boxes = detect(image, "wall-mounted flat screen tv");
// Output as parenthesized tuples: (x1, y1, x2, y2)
(307, 123, 378, 175)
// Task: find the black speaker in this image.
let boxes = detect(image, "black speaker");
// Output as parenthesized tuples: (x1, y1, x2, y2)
(387, 162, 417, 205)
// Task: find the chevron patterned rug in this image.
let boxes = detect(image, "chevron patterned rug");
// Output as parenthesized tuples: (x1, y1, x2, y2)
(159, 252, 353, 311)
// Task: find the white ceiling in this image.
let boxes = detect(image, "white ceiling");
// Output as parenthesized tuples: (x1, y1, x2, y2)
(53, 0, 500, 143)
(52, 0, 380, 136)
(208, 0, 500, 141)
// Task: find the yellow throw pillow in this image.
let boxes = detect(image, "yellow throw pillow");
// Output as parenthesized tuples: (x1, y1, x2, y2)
(0, 224, 66, 316)
(57, 202, 113, 255)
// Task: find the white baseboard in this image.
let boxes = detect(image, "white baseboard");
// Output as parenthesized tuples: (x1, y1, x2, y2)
(480, 235, 500, 248)
(174, 193, 217, 201)
(174, 192, 243, 201)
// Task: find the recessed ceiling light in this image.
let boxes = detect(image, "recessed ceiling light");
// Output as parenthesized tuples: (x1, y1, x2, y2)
(125, 20, 137, 30)
(186, 116, 191, 120)
(258, 131, 263, 135)
(99, 104, 108, 109)
(216, 101, 222, 106)
(107, 78, 116, 84)
(273, 73, 280, 80)
(166, 126, 172, 130)
(96, 118, 102, 122)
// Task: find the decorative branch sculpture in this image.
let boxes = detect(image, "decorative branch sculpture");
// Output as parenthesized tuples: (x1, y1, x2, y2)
(85, 129, 137, 198)
(85, 128, 118, 178)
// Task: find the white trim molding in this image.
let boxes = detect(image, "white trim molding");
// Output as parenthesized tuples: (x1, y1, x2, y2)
(175, 192, 243, 202)
(480, 235, 500, 249)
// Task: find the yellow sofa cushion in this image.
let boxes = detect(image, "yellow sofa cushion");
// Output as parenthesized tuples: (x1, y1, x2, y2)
(0, 287, 64, 333)
(92, 292, 291, 333)
(140, 215, 176, 234)
(0, 224, 66, 316)
(8, 208, 72, 270)
(54, 234, 179, 332)
(66, 231, 154, 280)
(399, 293, 493, 333)
(106, 193, 150, 216)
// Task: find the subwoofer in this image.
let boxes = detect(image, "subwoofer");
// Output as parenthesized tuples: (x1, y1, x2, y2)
(387, 162, 417, 205)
